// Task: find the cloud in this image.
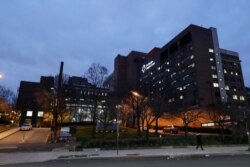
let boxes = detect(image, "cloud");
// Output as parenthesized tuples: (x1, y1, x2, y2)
(0, 0, 250, 92)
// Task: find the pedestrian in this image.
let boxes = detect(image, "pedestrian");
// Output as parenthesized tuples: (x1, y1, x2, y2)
(196, 133, 204, 150)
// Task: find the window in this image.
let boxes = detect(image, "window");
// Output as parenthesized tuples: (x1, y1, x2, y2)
(26, 111, 33, 117)
(210, 58, 214, 61)
(190, 55, 194, 59)
(211, 66, 216, 70)
(212, 74, 218, 79)
(225, 85, 229, 90)
(224, 69, 227, 74)
(37, 111, 44, 117)
(213, 83, 219, 87)
(240, 96, 245, 101)
(180, 95, 184, 99)
(209, 48, 214, 53)
(233, 95, 238, 100)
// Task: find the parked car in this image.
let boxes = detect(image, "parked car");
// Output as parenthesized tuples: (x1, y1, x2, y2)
(20, 123, 32, 131)
(163, 125, 179, 134)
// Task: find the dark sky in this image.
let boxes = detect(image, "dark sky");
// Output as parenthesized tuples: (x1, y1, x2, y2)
(0, 0, 250, 93)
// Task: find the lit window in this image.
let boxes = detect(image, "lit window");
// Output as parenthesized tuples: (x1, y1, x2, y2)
(212, 74, 218, 79)
(209, 48, 214, 53)
(224, 69, 227, 74)
(188, 63, 195, 68)
(158, 67, 161, 70)
(231, 71, 234, 75)
(26, 111, 33, 117)
(233, 88, 237, 91)
(180, 95, 183, 99)
(235, 72, 238, 76)
(37, 111, 44, 117)
(190, 55, 194, 59)
(240, 96, 245, 101)
(233, 95, 238, 100)
(225, 85, 229, 90)
(211, 66, 216, 70)
(210, 58, 214, 61)
(213, 83, 219, 87)
(167, 61, 169, 65)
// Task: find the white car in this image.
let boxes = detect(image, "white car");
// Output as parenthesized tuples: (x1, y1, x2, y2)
(20, 123, 32, 131)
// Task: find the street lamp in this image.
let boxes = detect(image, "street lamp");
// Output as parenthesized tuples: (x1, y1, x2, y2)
(0, 73, 3, 79)
(131, 91, 141, 97)
(116, 104, 121, 155)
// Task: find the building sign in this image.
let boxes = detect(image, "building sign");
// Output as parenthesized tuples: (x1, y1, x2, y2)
(141, 60, 155, 73)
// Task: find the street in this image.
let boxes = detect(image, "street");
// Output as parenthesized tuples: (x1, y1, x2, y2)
(2, 155, 250, 167)
(0, 128, 51, 152)
(0, 128, 50, 145)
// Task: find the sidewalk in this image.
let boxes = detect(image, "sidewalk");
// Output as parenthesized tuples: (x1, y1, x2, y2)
(0, 127, 19, 140)
(0, 145, 250, 165)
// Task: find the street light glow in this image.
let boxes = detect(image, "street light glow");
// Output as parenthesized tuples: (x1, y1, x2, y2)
(0, 73, 3, 79)
(131, 91, 141, 97)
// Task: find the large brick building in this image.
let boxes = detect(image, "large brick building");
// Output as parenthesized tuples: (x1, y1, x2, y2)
(115, 24, 247, 110)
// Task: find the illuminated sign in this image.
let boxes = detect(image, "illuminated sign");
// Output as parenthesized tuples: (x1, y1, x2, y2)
(141, 60, 155, 73)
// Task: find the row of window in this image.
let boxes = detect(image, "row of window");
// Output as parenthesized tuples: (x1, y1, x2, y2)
(64, 89, 108, 96)
(26, 111, 44, 117)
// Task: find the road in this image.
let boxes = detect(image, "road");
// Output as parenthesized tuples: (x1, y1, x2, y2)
(0, 128, 50, 145)
(2, 155, 250, 167)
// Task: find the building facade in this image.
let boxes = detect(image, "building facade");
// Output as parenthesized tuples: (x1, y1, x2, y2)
(114, 51, 146, 96)
(16, 76, 54, 127)
(16, 76, 109, 126)
(139, 24, 247, 110)
(63, 76, 109, 122)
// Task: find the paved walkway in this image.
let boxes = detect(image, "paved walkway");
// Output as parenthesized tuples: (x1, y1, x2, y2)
(1, 128, 250, 165)
(0, 145, 250, 165)
(0, 127, 19, 140)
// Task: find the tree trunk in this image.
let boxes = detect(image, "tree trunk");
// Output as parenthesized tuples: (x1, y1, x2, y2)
(146, 122, 150, 142)
(184, 123, 189, 138)
(92, 109, 96, 139)
(155, 117, 159, 134)
(136, 111, 141, 137)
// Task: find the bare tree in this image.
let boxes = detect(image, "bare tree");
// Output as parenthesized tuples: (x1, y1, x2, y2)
(0, 85, 17, 124)
(0, 85, 16, 106)
(207, 103, 231, 138)
(86, 63, 108, 88)
(176, 107, 203, 137)
(86, 63, 109, 138)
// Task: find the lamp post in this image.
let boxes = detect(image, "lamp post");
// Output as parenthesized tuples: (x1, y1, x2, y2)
(116, 104, 121, 155)
(131, 91, 143, 137)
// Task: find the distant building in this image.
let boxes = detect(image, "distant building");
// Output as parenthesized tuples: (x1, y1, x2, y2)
(113, 24, 247, 110)
(114, 51, 146, 96)
(63, 76, 109, 122)
(16, 76, 54, 127)
(139, 24, 247, 109)
(16, 76, 109, 126)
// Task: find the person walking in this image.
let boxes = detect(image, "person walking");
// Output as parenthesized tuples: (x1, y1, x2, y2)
(196, 133, 204, 150)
